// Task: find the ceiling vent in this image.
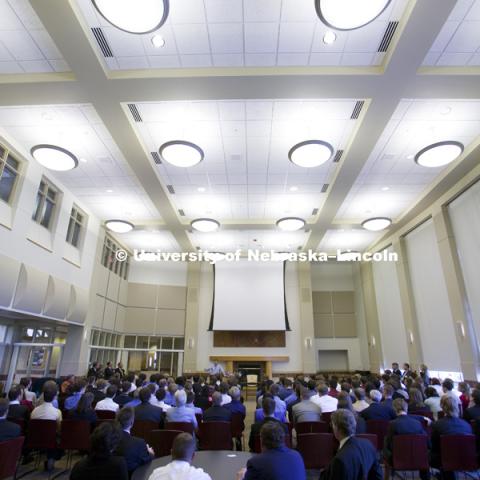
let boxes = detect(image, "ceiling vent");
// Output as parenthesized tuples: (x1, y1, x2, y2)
(321, 183, 329, 193)
(166, 185, 175, 194)
(378, 21, 399, 53)
(178, 209, 185, 216)
(312, 208, 319, 215)
(127, 104, 142, 122)
(351, 101, 365, 120)
(333, 150, 344, 163)
(91, 28, 113, 58)
(151, 152, 162, 164)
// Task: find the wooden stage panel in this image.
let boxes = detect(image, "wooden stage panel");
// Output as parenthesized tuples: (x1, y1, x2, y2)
(213, 330, 286, 347)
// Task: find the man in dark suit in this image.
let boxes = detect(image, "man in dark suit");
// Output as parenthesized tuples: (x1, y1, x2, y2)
(114, 381, 134, 407)
(115, 362, 126, 379)
(360, 390, 396, 421)
(237, 421, 305, 480)
(391, 363, 402, 377)
(464, 388, 480, 421)
(115, 407, 154, 474)
(321, 409, 382, 480)
(225, 386, 246, 418)
(381, 384, 394, 409)
(203, 391, 232, 422)
(134, 388, 163, 425)
(7, 387, 30, 421)
(104, 362, 114, 380)
(384, 398, 430, 480)
(0, 398, 21, 442)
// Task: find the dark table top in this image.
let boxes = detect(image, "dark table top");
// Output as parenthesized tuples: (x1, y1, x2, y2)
(132, 450, 254, 480)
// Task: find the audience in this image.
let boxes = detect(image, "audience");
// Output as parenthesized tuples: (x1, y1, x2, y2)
(464, 388, 480, 421)
(185, 391, 203, 416)
(408, 387, 429, 414)
(134, 388, 164, 425)
(69, 392, 97, 427)
(203, 391, 232, 422)
(95, 385, 119, 412)
(360, 389, 395, 421)
(424, 386, 442, 420)
(292, 387, 322, 424)
(7, 386, 30, 421)
(166, 390, 198, 429)
(114, 381, 133, 407)
(458, 381, 471, 413)
(352, 388, 369, 413)
(311, 383, 338, 413)
(65, 379, 87, 410)
(225, 386, 246, 418)
(0, 398, 21, 442)
(150, 388, 172, 413)
(337, 391, 366, 434)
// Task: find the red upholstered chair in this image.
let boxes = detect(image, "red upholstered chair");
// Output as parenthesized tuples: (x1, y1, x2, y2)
(295, 421, 329, 435)
(131, 420, 159, 441)
(388, 434, 429, 476)
(356, 433, 378, 450)
(95, 410, 116, 420)
(441, 435, 478, 473)
(199, 422, 233, 450)
(25, 419, 57, 451)
(230, 413, 245, 450)
(165, 422, 195, 434)
(147, 430, 183, 458)
(321, 412, 332, 426)
(366, 419, 390, 450)
(0, 436, 24, 480)
(297, 433, 335, 469)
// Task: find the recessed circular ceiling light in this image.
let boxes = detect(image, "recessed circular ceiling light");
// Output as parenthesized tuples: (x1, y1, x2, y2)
(197, 187, 206, 193)
(276, 217, 306, 232)
(91, 0, 169, 34)
(151, 34, 165, 48)
(159, 140, 204, 168)
(337, 251, 361, 261)
(31, 144, 79, 172)
(105, 219, 134, 233)
(289, 186, 299, 192)
(315, 0, 392, 31)
(323, 30, 337, 44)
(381, 186, 389, 191)
(362, 217, 392, 231)
(191, 218, 220, 233)
(204, 251, 226, 262)
(414, 141, 464, 168)
(288, 140, 334, 168)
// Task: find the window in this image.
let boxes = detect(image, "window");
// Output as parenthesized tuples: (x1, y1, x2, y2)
(0, 146, 21, 204)
(101, 234, 130, 280)
(32, 178, 59, 229)
(66, 205, 86, 248)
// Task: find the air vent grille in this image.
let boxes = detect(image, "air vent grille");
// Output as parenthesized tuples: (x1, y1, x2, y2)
(351, 101, 365, 120)
(91, 28, 113, 57)
(321, 183, 329, 193)
(333, 150, 344, 163)
(151, 152, 162, 164)
(378, 21, 399, 52)
(166, 185, 175, 194)
(178, 209, 185, 216)
(127, 104, 142, 122)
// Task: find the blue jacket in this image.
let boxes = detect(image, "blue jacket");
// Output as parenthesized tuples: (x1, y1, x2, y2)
(226, 399, 246, 417)
(431, 416, 472, 467)
(360, 402, 396, 421)
(384, 414, 428, 460)
(244, 446, 306, 480)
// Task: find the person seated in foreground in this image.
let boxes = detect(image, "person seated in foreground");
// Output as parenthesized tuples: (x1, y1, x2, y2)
(360, 389, 396, 421)
(95, 385, 119, 412)
(383, 398, 430, 480)
(225, 386, 246, 418)
(321, 409, 382, 480)
(292, 386, 322, 424)
(237, 422, 306, 480)
(150, 387, 172, 413)
(0, 398, 21, 442)
(70, 421, 128, 480)
(203, 391, 232, 423)
(134, 388, 164, 425)
(7, 386, 30, 421)
(68, 392, 97, 428)
(166, 390, 198, 429)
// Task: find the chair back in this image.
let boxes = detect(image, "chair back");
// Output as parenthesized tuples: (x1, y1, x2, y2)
(131, 420, 159, 441)
(366, 419, 390, 450)
(96, 410, 116, 420)
(199, 421, 232, 450)
(59, 419, 91, 451)
(147, 430, 183, 458)
(25, 419, 57, 450)
(297, 433, 335, 469)
(440, 434, 477, 472)
(392, 434, 429, 471)
(356, 433, 378, 450)
(231, 412, 245, 438)
(165, 421, 194, 434)
(7, 418, 26, 435)
(321, 412, 332, 425)
(195, 413, 203, 425)
(295, 421, 328, 434)
(246, 375, 258, 384)
(0, 436, 24, 480)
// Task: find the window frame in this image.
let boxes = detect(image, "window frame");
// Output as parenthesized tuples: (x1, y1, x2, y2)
(32, 177, 60, 230)
(0, 145, 21, 205)
(66, 204, 87, 248)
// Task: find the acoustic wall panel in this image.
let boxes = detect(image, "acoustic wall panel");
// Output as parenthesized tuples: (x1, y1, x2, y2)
(44, 276, 70, 319)
(127, 283, 157, 308)
(12, 264, 49, 314)
(155, 309, 185, 335)
(0, 253, 21, 307)
(156, 286, 187, 310)
(67, 286, 89, 324)
(124, 307, 155, 334)
(103, 299, 117, 330)
(106, 273, 120, 302)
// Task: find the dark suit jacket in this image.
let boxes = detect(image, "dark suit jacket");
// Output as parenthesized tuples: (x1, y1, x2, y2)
(70, 454, 128, 480)
(134, 403, 163, 425)
(114, 393, 133, 407)
(7, 404, 30, 421)
(321, 436, 383, 480)
(244, 446, 306, 480)
(0, 419, 21, 442)
(203, 405, 232, 422)
(115, 431, 152, 473)
(68, 409, 98, 427)
(225, 399, 246, 418)
(248, 417, 288, 451)
(464, 405, 480, 422)
(384, 414, 428, 460)
(431, 416, 472, 467)
(360, 402, 396, 421)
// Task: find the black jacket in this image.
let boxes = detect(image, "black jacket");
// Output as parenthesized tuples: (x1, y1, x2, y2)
(0, 419, 21, 442)
(134, 403, 163, 425)
(203, 405, 232, 423)
(115, 431, 152, 473)
(70, 455, 128, 480)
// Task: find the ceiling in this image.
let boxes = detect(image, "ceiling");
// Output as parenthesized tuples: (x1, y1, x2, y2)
(0, 0, 479, 255)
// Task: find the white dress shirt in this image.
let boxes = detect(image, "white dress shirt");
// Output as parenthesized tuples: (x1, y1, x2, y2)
(220, 394, 232, 406)
(95, 397, 119, 412)
(352, 399, 370, 412)
(148, 460, 212, 480)
(150, 397, 172, 412)
(311, 394, 338, 413)
(31, 402, 62, 425)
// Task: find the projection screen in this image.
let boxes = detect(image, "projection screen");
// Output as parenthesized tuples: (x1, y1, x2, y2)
(209, 259, 289, 331)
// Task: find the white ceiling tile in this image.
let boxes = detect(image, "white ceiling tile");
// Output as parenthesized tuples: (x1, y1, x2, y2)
(116, 56, 150, 69)
(213, 53, 244, 66)
(180, 55, 213, 67)
(209, 23, 243, 54)
(102, 27, 145, 56)
(19, 59, 52, 72)
(280, 0, 316, 22)
(169, 0, 206, 24)
(445, 21, 480, 52)
(148, 55, 181, 68)
(277, 53, 309, 66)
(278, 23, 315, 52)
(244, 22, 278, 53)
(244, 0, 281, 22)
(309, 52, 342, 65)
(340, 53, 375, 66)
(437, 52, 473, 65)
(0, 30, 43, 60)
(205, 0, 243, 22)
(244, 53, 276, 66)
(174, 24, 210, 54)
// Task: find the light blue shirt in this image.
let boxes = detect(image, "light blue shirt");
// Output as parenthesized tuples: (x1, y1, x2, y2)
(186, 403, 203, 415)
(166, 405, 198, 428)
(64, 392, 82, 410)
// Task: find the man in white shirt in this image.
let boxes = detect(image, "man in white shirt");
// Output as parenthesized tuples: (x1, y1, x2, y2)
(148, 432, 211, 480)
(95, 385, 119, 412)
(352, 388, 370, 413)
(311, 384, 338, 413)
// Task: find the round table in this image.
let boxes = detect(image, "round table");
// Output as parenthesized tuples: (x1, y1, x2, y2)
(132, 451, 254, 480)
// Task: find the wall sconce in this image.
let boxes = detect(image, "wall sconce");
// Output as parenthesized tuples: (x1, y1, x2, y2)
(456, 321, 466, 338)
(83, 329, 88, 341)
(188, 338, 195, 349)
(305, 337, 312, 349)
(408, 330, 414, 344)
(371, 336, 376, 347)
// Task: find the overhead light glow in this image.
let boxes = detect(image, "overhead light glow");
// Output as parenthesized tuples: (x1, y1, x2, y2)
(105, 219, 134, 233)
(315, 0, 392, 30)
(337, 251, 361, 261)
(191, 218, 220, 233)
(362, 217, 392, 231)
(288, 140, 334, 168)
(159, 140, 204, 168)
(414, 141, 464, 168)
(276, 217, 306, 232)
(289, 186, 298, 192)
(204, 252, 226, 262)
(91, 0, 169, 34)
(197, 187, 206, 193)
(31, 144, 78, 171)
(323, 30, 337, 44)
(151, 34, 165, 48)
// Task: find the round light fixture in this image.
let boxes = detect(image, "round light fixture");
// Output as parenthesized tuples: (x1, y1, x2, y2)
(276, 217, 306, 232)
(337, 251, 361, 261)
(362, 217, 392, 232)
(204, 252, 226, 262)
(151, 34, 165, 48)
(31, 144, 78, 171)
(315, 0, 392, 31)
(191, 218, 220, 233)
(91, 0, 169, 34)
(414, 141, 464, 168)
(289, 186, 298, 192)
(105, 219, 134, 233)
(159, 140, 204, 168)
(288, 140, 334, 168)
(323, 30, 337, 44)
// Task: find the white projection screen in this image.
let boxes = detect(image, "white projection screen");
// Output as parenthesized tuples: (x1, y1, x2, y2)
(210, 259, 288, 331)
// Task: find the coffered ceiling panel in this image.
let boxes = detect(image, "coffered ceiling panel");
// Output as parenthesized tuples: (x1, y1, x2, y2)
(318, 229, 382, 253)
(119, 229, 180, 252)
(75, 0, 409, 70)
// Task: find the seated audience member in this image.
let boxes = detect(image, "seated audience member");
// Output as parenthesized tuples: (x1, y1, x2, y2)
(431, 378, 443, 397)
(164, 383, 178, 406)
(238, 422, 305, 480)
(147, 432, 211, 480)
(279, 379, 294, 401)
(419, 364, 430, 388)
(352, 388, 369, 413)
(255, 393, 285, 423)
(115, 362, 126, 379)
(381, 384, 394, 408)
(292, 387, 322, 424)
(166, 390, 198, 429)
(270, 384, 287, 420)
(69, 392, 97, 428)
(458, 381, 471, 413)
(442, 378, 460, 405)
(225, 386, 246, 418)
(114, 381, 133, 407)
(464, 388, 480, 422)
(431, 396, 472, 480)
(424, 387, 442, 420)
(65, 379, 87, 410)
(408, 387, 429, 414)
(150, 387, 172, 413)
(311, 383, 338, 413)
(115, 407, 154, 474)
(321, 409, 382, 480)
(384, 399, 430, 480)
(0, 398, 21, 442)
(203, 392, 232, 422)
(284, 383, 299, 407)
(70, 421, 128, 480)
(20, 377, 36, 404)
(7, 386, 30, 421)
(61, 375, 75, 395)
(95, 385, 119, 412)
(337, 392, 366, 434)
(249, 397, 288, 452)
(360, 390, 396, 421)
(134, 388, 164, 425)
(185, 391, 203, 415)
(219, 382, 232, 406)
(93, 379, 108, 406)
(328, 379, 339, 398)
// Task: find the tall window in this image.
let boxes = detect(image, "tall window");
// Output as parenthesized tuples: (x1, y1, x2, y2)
(66, 205, 86, 248)
(32, 178, 59, 229)
(0, 145, 21, 204)
(101, 234, 130, 280)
